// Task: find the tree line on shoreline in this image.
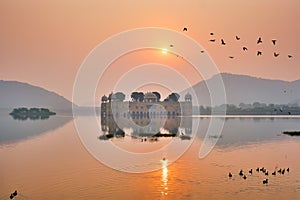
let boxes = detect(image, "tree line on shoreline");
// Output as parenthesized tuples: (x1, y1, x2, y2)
(194, 102, 300, 115)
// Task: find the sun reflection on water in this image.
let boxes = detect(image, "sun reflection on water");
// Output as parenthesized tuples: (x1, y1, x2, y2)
(161, 158, 168, 196)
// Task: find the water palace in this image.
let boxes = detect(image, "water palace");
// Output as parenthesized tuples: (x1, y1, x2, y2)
(100, 92, 192, 118)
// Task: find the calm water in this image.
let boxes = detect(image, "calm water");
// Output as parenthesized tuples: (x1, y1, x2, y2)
(1, 113, 300, 199)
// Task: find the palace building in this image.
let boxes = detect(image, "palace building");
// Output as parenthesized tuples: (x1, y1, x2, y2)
(100, 92, 192, 118)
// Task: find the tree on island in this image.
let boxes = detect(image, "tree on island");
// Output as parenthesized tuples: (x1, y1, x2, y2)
(138, 92, 144, 102)
(115, 92, 125, 102)
(131, 92, 140, 102)
(131, 92, 145, 102)
(164, 93, 180, 102)
(152, 92, 161, 102)
(108, 92, 125, 102)
(108, 93, 114, 102)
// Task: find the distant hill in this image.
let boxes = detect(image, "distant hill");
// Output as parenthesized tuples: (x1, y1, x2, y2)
(0, 80, 75, 110)
(182, 73, 300, 106)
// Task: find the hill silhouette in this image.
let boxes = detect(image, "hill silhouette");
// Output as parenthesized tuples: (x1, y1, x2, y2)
(0, 80, 76, 110)
(182, 73, 300, 106)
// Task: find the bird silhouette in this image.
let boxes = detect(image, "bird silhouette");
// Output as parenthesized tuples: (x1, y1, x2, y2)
(265, 171, 269, 176)
(229, 56, 234, 59)
(282, 169, 285, 174)
(272, 171, 276, 176)
(257, 37, 263, 44)
(183, 27, 188, 31)
(10, 194, 14, 199)
(236, 36, 240, 40)
(209, 39, 216, 42)
(243, 47, 248, 51)
(13, 191, 17, 196)
(287, 168, 290, 172)
(263, 179, 269, 184)
(288, 55, 293, 58)
(278, 168, 282, 173)
(221, 39, 226, 45)
(243, 175, 247, 180)
(274, 52, 279, 57)
(256, 167, 259, 172)
(272, 39, 277, 45)
(288, 111, 291, 115)
(229, 172, 233, 178)
(239, 170, 244, 176)
(249, 169, 253, 174)
(200, 50, 205, 53)
(210, 32, 214, 35)
(257, 51, 262, 56)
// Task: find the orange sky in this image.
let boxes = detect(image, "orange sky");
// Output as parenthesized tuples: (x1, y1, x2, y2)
(0, 0, 299, 101)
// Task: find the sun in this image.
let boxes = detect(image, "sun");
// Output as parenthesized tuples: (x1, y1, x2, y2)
(161, 48, 168, 54)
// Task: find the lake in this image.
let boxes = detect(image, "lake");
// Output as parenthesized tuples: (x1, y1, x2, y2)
(1, 113, 300, 199)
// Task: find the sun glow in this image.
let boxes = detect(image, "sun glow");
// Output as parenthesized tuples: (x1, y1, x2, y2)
(161, 48, 168, 54)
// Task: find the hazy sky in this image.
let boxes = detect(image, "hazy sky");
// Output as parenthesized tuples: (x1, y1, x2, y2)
(0, 0, 299, 102)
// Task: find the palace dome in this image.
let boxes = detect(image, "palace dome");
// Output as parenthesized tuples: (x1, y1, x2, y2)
(101, 95, 108, 102)
(144, 92, 157, 102)
(185, 93, 192, 102)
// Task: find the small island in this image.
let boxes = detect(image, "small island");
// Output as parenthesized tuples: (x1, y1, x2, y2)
(9, 107, 56, 120)
(282, 131, 300, 136)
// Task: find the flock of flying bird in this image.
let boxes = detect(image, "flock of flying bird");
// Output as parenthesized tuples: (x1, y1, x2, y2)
(181, 27, 294, 186)
(228, 166, 290, 185)
(181, 27, 294, 60)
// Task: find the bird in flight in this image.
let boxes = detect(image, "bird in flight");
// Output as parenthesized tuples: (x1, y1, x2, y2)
(209, 39, 216, 42)
(274, 52, 279, 57)
(221, 39, 226, 45)
(272, 39, 277, 45)
(257, 51, 262, 56)
(243, 47, 248, 51)
(236, 36, 240, 40)
(288, 55, 293, 58)
(257, 37, 263, 44)
(183, 27, 188, 31)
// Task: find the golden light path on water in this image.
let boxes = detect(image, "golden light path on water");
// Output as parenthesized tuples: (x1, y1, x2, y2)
(161, 158, 169, 196)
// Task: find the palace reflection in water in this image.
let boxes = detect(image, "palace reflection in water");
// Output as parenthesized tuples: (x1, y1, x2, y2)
(100, 116, 192, 140)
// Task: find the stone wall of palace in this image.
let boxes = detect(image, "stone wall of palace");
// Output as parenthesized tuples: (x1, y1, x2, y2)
(101, 101, 192, 118)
